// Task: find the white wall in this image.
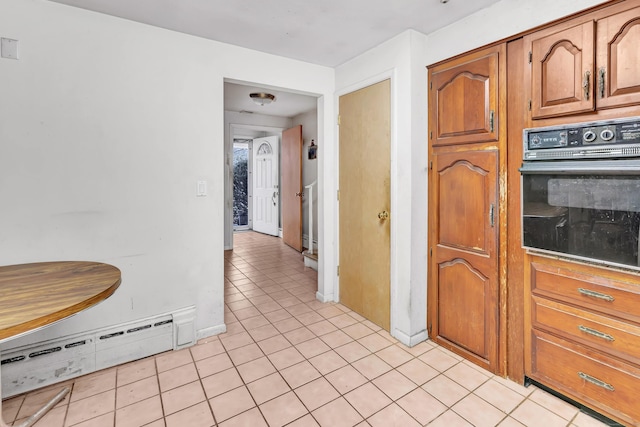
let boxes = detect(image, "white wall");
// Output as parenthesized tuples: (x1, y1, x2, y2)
(335, 30, 429, 346)
(292, 110, 319, 247)
(0, 0, 334, 353)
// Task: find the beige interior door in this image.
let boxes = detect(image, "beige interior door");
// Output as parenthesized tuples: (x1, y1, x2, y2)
(282, 125, 303, 251)
(339, 79, 391, 331)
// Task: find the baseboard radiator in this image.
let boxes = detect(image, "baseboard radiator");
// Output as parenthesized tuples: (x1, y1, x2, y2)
(0, 306, 195, 398)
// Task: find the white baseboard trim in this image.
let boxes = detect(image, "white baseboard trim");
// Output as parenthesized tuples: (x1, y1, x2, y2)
(392, 329, 429, 347)
(196, 324, 227, 341)
(315, 291, 334, 303)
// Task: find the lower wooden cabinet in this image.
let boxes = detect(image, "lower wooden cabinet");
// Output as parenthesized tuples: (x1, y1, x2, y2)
(526, 257, 640, 426)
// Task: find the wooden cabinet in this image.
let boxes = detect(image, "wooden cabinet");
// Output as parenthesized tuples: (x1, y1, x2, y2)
(526, 258, 640, 426)
(430, 50, 500, 146)
(526, 1, 640, 119)
(428, 44, 506, 374)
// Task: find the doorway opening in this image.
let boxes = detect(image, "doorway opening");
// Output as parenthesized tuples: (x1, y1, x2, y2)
(233, 140, 250, 231)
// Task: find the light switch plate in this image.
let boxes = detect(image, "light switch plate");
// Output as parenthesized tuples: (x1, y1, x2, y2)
(1, 38, 19, 60)
(196, 180, 207, 197)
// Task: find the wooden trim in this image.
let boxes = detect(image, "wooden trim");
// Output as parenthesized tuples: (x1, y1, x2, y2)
(506, 38, 526, 383)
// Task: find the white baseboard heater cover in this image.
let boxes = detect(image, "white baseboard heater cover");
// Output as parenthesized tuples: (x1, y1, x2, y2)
(0, 306, 195, 398)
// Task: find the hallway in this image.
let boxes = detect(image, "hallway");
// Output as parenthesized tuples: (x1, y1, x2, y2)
(3, 231, 608, 426)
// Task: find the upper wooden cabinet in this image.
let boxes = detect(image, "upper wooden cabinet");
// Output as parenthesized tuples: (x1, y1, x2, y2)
(596, 4, 640, 110)
(429, 45, 503, 146)
(527, 2, 640, 119)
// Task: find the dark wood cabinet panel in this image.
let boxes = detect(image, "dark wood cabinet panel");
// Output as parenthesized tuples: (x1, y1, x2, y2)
(429, 149, 499, 372)
(596, 5, 640, 109)
(528, 20, 596, 119)
(430, 48, 500, 146)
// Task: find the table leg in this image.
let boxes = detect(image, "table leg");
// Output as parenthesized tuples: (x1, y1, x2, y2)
(0, 362, 70, 427)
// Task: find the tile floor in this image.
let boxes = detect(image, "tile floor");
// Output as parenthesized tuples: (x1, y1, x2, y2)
(2, 231, 612, 427)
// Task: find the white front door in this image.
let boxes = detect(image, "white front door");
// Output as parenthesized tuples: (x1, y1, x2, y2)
(252, 136, 279, 236)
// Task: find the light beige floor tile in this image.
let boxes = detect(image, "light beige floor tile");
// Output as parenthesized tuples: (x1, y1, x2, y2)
(319, 330, 353, 348)
(344, 382, 392, 419)
(444, 361, 491, 391)
(164, 401, 215, 427)
(296, 338, 331, 359)
(474, 379, 526, 413)
(325, 365, 369, 395)
(195, 352, 234, 378)
(70, 369, 116, 402)
(307, 320, 339, 336)
(329, 314, 360, 329)
(357, 334, 394, 353)
(308, 350, 348, 375)
(218, 407, 268, 427)
(286, 414, 321, 427)
(68, 411, 114, 427)
(422, 374, 469, 407)
(273, 317, 304, 334)
(220, 331, 254, 351)
(268, 346, 306, 370)
(428, 409, 474, 427)
(281, 360, 323, 389)
(66, 389, 116, 426)
(529, 388, 580, 420)
(161, 380, 205, 415)
(418, 348, 459, 372)
(228, 342, 265, 365)
(396, 387, 447, 425)
(236, 356, 277, 383)
(209, 386, 256, 423)
(248, 323, 281, 342)
(294, 377, 340, 411)
(257, 335, 291, 355)
(158, 363, 198, 392)
(372, 370, 417, 401)
(312, 397, 364, 427)
(201, 367, 243, 399)
(247, 372, 291, 404)
(572, 411, 612, 427)
(498, 416, 527, 426)
(396, 358, 439, 385)
(375, 345, 413, 368)
(341, 323, 375, 340)
(240, 315, 271, 331)
(511, 400, 569, 427)
(259, 391, 308, 427)
(351, 354, 393, 380)
(156, 348, 193, 373)
(116, 376, 159, 409)
(114, 395, 162, 427)
(452, 393, 507, 427)
(117, 358, 157, 386)
(284, 326, 317, 345)
(367, 403, 421, 427)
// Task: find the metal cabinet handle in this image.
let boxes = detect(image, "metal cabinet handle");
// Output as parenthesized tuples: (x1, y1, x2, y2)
(578, 372, 615, 391)
(295, 192, 303, 197)
(578, 325, 615, 342)
(378, 211, 389, 220)
(489, 204, 495, 227)
(599, 67, 606, 99)
(578, 288, 615, 302)
(489, 110, 495, 133)
(583, 71, 591, 100)
(272, 191, 278, 206)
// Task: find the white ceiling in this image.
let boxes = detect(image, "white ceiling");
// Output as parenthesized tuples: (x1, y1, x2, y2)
(48, 0, 501, 68)
(48, 0, 502, 117)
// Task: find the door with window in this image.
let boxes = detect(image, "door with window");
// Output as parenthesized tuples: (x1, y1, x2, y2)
(252, 136, 279, 236)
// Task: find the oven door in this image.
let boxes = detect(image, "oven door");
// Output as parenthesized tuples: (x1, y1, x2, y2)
(520, 159, 640, 270)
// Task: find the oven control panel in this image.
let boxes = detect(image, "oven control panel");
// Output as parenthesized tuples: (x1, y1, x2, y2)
(524, 117, 640, 160)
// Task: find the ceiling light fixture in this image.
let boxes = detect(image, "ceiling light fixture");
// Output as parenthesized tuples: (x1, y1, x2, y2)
(250, 92, 276, 106)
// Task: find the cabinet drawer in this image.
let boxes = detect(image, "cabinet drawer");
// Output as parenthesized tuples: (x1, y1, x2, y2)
(532, 296, 640, 366)
(531, 330, 640, 426)
(531, 262, 640, 324)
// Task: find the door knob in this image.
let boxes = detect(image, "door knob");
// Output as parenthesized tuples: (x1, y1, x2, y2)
(378, 211, 389, 220)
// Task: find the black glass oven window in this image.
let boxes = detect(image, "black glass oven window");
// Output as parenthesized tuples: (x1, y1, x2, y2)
(522, 173, 640, 269)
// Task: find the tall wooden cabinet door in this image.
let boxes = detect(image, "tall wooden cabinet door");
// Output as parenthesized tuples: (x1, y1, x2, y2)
(596, 5, 640, 110)
(430, 46, 502, 146)
(528, 20, 595, 119)
(428, 149, 499, 372)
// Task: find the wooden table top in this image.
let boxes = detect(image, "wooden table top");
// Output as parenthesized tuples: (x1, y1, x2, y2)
(0, 261, 121, 342)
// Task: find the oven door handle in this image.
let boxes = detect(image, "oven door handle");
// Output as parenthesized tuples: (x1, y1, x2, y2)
(519, 159, 640, 175)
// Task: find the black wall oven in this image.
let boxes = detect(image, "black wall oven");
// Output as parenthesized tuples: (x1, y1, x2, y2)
(520, 117, 640, 270)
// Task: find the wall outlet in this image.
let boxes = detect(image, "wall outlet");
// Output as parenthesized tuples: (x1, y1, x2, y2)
(1, 38, 19, 60)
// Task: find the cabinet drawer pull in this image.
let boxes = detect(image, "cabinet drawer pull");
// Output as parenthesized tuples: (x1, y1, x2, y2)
(578, 372, 615, 391)
(577, 288, 614, 302)
(583, 71, 591, 100)
(578, 325, 614, 342)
